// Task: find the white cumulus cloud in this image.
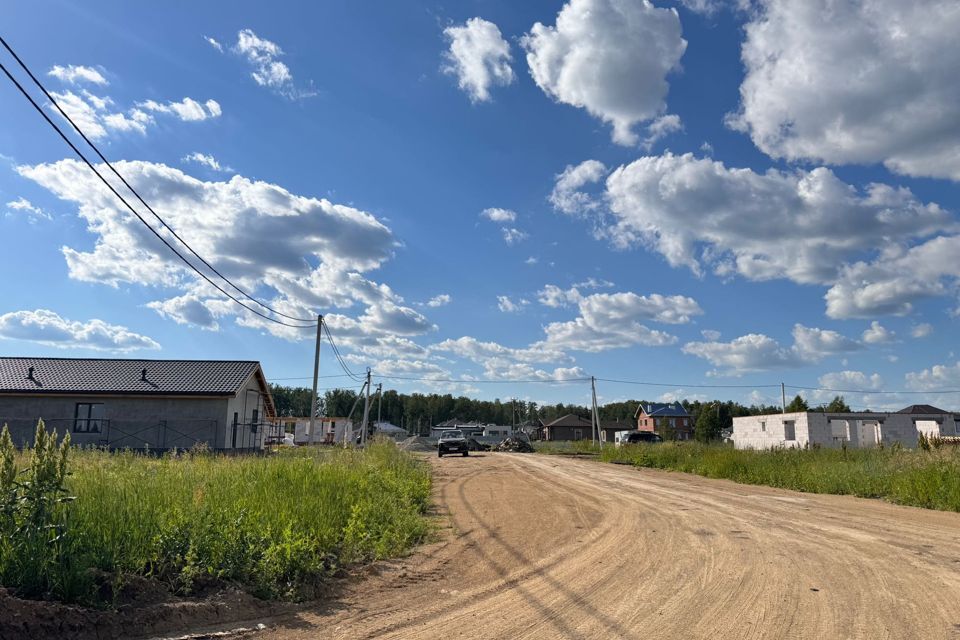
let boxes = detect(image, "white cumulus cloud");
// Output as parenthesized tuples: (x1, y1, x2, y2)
(684, 324, 862, 374)
(0, 309, 159, 351)
(233, 29, 313, 99)
(48, 64, 107, 85)
(139, 98, 221, 122)
(425, 294, 451, 308)
(481, 207, 517, 223)
(496, 296, 529, 313)
(6, 197, 50, 221)
(905, 361, 960, 391)
(17, 159, 433, 346)
(818, 370, 883, 391)
(730, 0, 960, 181)
(182, 152, 231, 173)
(522, 0, 687, 145)
(861, 321, 895, 345)
(442, 17, 515, 103)
(911, 323, 933, 339)
(550, 159, 606, 215)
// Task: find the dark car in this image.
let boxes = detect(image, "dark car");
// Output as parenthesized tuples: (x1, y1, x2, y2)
(620, 431, 663, 445)
(438, 429, 469, 457)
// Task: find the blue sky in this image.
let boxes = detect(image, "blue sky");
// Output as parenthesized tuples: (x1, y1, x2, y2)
(2, 0, 960, 411)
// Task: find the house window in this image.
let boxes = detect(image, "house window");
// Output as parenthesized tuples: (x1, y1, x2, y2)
(251, 409, 259, 424)
(601, 431, 607, 441)
(74, 403, 104, 433)
(573, 429, 583, 439)
(760, 420, 766, 432)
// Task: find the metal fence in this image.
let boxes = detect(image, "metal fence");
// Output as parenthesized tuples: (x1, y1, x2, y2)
(0, 417, 283, 453)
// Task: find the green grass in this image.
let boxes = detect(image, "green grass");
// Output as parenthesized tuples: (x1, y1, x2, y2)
(535, 440, 960, 512)
(1, 428, 432, 606)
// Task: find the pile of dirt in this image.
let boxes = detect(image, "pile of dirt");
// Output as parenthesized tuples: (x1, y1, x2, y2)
(493, 438, 535, 453)
(398, 436, 437, 453)
(0, 586, 289, 640)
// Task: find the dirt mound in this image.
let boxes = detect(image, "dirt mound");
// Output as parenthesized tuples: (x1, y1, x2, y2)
(398, 437, 437, 453)
(0, 586, 289, 640)
(493, 437, 534, 453)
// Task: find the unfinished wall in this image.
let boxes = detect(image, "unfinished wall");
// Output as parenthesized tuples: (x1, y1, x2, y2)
(732, 412, 810, 449)
(0, 394, 226, 449)
(734, 411, 943, 449)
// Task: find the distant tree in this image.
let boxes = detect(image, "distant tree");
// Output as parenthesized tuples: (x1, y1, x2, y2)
(825, 395, 851, 412)
(657, 416, 678, 441)
(269, 384, 316, 417)
(694, 405, 723, 442)
(323, 389, 359, 418)
(785, 394, 809, 412)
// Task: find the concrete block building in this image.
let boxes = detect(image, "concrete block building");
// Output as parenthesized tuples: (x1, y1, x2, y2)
(0, 357, 276, 451)
(732, 405, 958, 450)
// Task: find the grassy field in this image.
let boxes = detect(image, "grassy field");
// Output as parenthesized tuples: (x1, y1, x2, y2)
(535, 440, 960, 512)
(0, 423, 432, 606)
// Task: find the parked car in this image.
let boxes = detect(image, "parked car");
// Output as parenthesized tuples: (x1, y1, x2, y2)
(617, 431, 663, 446)
(438, 429, 469, 457)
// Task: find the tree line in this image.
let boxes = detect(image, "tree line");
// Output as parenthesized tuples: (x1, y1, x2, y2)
(268, 384, 850, 441)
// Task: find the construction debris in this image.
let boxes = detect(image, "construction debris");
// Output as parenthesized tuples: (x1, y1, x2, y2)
(493, 438, 535, 453)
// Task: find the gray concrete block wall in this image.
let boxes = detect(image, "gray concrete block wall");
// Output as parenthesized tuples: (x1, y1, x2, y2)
(0, 394, 227, 449)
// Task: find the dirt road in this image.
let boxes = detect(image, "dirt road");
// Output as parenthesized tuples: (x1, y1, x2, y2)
(248, 453, 960, 639)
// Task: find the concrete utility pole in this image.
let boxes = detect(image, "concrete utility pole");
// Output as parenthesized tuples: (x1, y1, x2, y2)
(308, 315, 323, 445)
(781, 382, 786, 414)
(360, 368, 372, 446)
(591, 376, 601, 447)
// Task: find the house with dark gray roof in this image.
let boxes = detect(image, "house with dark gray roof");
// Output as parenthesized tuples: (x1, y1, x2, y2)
(634, 402, 692, 440)
(0, 357, 276, 450)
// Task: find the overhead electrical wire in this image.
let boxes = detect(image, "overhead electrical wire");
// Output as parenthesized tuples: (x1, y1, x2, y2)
(785, 384, 960, 396)
(0, 37, 316, 328)
(372, 374, 592, 384)
(322, 318, 364, 382)
(595, 377, 780, 389)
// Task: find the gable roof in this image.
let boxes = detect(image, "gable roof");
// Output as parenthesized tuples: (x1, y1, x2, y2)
(634, 402, 689, 419)
(897, 404, 949, 415)
(544, 414, 592, 428)
(0, 357, 274, 415)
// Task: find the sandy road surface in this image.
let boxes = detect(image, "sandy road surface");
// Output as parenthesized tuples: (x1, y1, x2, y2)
(250, 453, 960, 640)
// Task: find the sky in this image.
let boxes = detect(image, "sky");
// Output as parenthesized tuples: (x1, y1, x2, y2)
(2, 0, 960, 412)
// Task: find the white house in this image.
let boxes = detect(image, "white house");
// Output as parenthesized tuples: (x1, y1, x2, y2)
(482, 425, 513, 438)
(291, 416, 354, 445)
(732, 404, 958, 450)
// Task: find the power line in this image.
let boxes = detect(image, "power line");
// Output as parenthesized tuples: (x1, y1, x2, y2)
(372, 374, 592, 384)
(595, 377, 780, 389)
(322, 319, 364, 382)
(785, 384, 960, 396)
(270, 374, 358, 381)
(0, 39, 316, 329)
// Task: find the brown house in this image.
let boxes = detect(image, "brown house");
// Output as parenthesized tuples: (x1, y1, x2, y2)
(543, 414, 593, 441)
(635, 402, 693, 440)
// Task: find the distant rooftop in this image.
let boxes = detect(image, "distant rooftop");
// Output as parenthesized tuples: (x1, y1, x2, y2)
(635, 402, 689, 419)
(896, 404, 949, 415)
